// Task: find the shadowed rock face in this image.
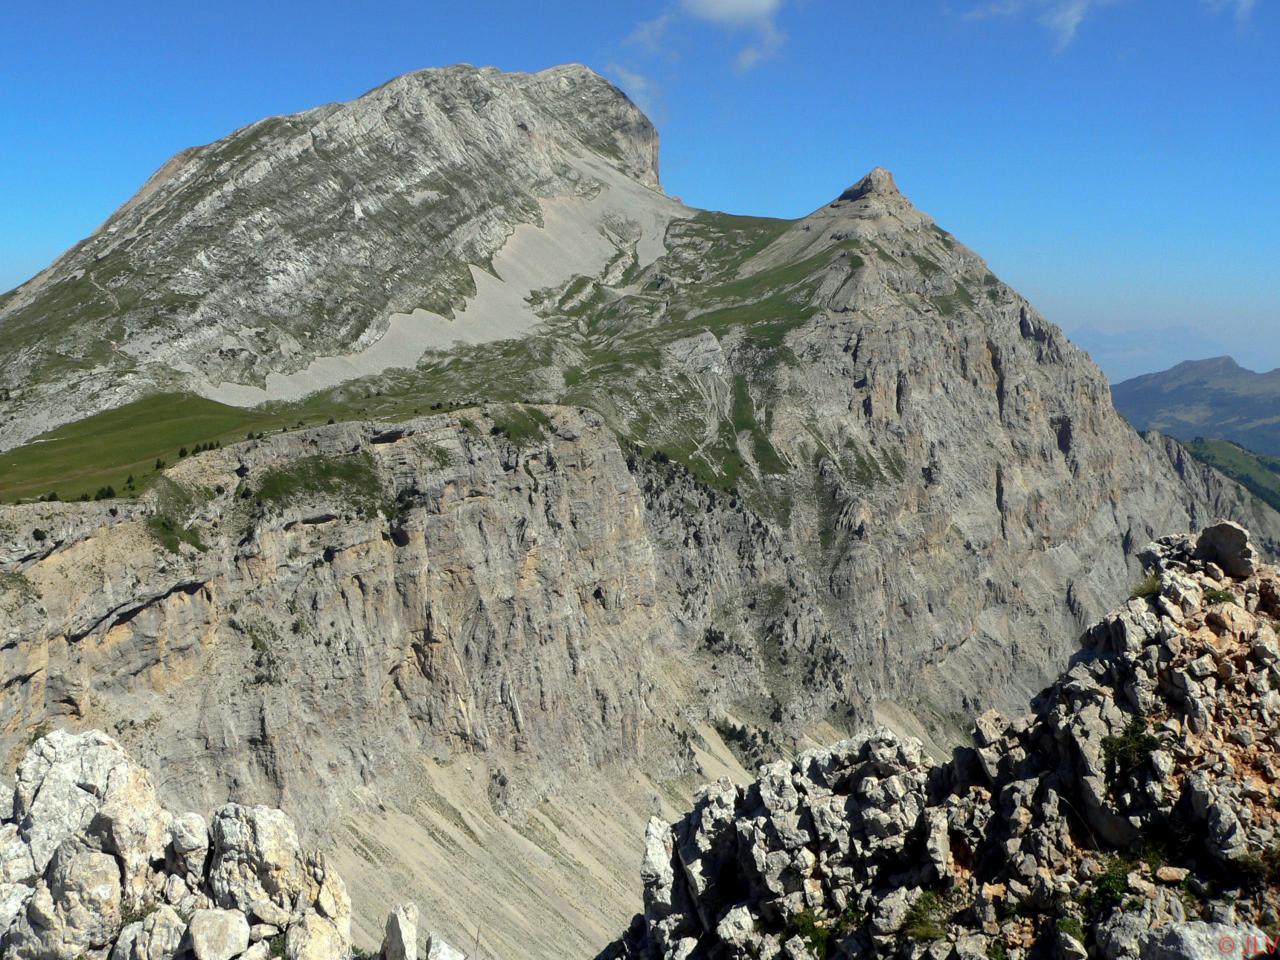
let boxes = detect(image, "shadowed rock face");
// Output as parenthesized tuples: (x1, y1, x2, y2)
(2, 64, 1280, 959)
(834, 166, 904, 205)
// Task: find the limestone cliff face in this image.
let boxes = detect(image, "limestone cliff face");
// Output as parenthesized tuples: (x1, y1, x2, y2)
(2, 402, 1278, 955)
(1, 409, 679, 819)
(0, 63, 673, 447)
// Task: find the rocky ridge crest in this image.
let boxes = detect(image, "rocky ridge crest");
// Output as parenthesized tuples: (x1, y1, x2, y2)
(603, 522, 1280, 959)
(0, 729, 456, 960)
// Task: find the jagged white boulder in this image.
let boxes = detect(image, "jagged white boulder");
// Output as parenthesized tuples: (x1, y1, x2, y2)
(188, 908, 251, 960)
(0, 729, 390, 960)
(11, 730, 140, 877)
(0, 823, 33, 885)
(425, 935, 467, 960)
(0, 882, 34, 939)
(208, 804, 308, 914)
(382, 903, 419, 960)
(6, 841, 122, 959)
(168, 811, 210, 880)
(110, 905, 187, 960)
(286, 910, 348, 960)
(1139, 922, 1268, 960)
(86, 759, 172, 902)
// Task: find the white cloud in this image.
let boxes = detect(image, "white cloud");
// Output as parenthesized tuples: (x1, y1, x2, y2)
(606, 63, 662, 120)
(1205, 0, 1257, 21)
(627, 0, 786, 73)
(969, 0, 1258, 47)
(966, 0, 1034, 17)
(681, 0, 783, 25)
(731, 19, 784, 71)
(628, 13, 675, 55)
(1042, 0, 1110, 47)
(968, 0, 1118, 48)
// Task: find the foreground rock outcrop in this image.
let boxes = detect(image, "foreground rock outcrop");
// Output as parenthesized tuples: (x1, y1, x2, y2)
(0, 730, 455, 960)
(605, 522, 1280, 959)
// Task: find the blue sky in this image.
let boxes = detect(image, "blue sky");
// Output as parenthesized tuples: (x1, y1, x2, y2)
(1, 0, 1276, 380)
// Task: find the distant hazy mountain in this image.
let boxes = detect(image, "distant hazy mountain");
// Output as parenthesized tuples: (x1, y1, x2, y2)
(1112, 356, 1280, 456)
(1065, 324, 1233, 383)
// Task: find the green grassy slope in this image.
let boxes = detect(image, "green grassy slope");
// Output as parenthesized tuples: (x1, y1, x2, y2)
(0, 394, 283, 503)
(0, 210, 890, 507)
(1185, 437, 1280, 513)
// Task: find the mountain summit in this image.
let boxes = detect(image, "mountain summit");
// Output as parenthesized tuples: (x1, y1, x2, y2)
(0, 63, 681, 445)
(835, 165, 901, 202)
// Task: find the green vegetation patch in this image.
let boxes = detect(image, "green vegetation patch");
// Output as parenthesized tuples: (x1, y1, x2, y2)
(254, 452, 383, 513)
(0, 570, 39, 612)
(1056, 917, 1085, 942)
(1082, 855, 1132, 913)
(487, 405, 552, 446)
(911, 254, 944, 276)
(677, 211, 794, 273)
(931, 284, 974, 317)
(1130, 573, 1161, 600)
(1186, 438, 1280, 513)
(146, 516, 206, 554)
(731, 377, 787, 476)
(146, 478, 208, 554)
(1237, 844, 1280, 889)
(903, 891, 947, 940)
(0, 393, 281, 504)
(1101, 717, 1158, 790)
(245, 620, 285, 686)
(695, 242, 862, 308)
(787, 904, 865, 959)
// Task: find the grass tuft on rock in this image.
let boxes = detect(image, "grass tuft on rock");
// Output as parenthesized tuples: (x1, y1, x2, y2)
(903, 891, 947, 940)
(1130, 573, 1161, 600)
